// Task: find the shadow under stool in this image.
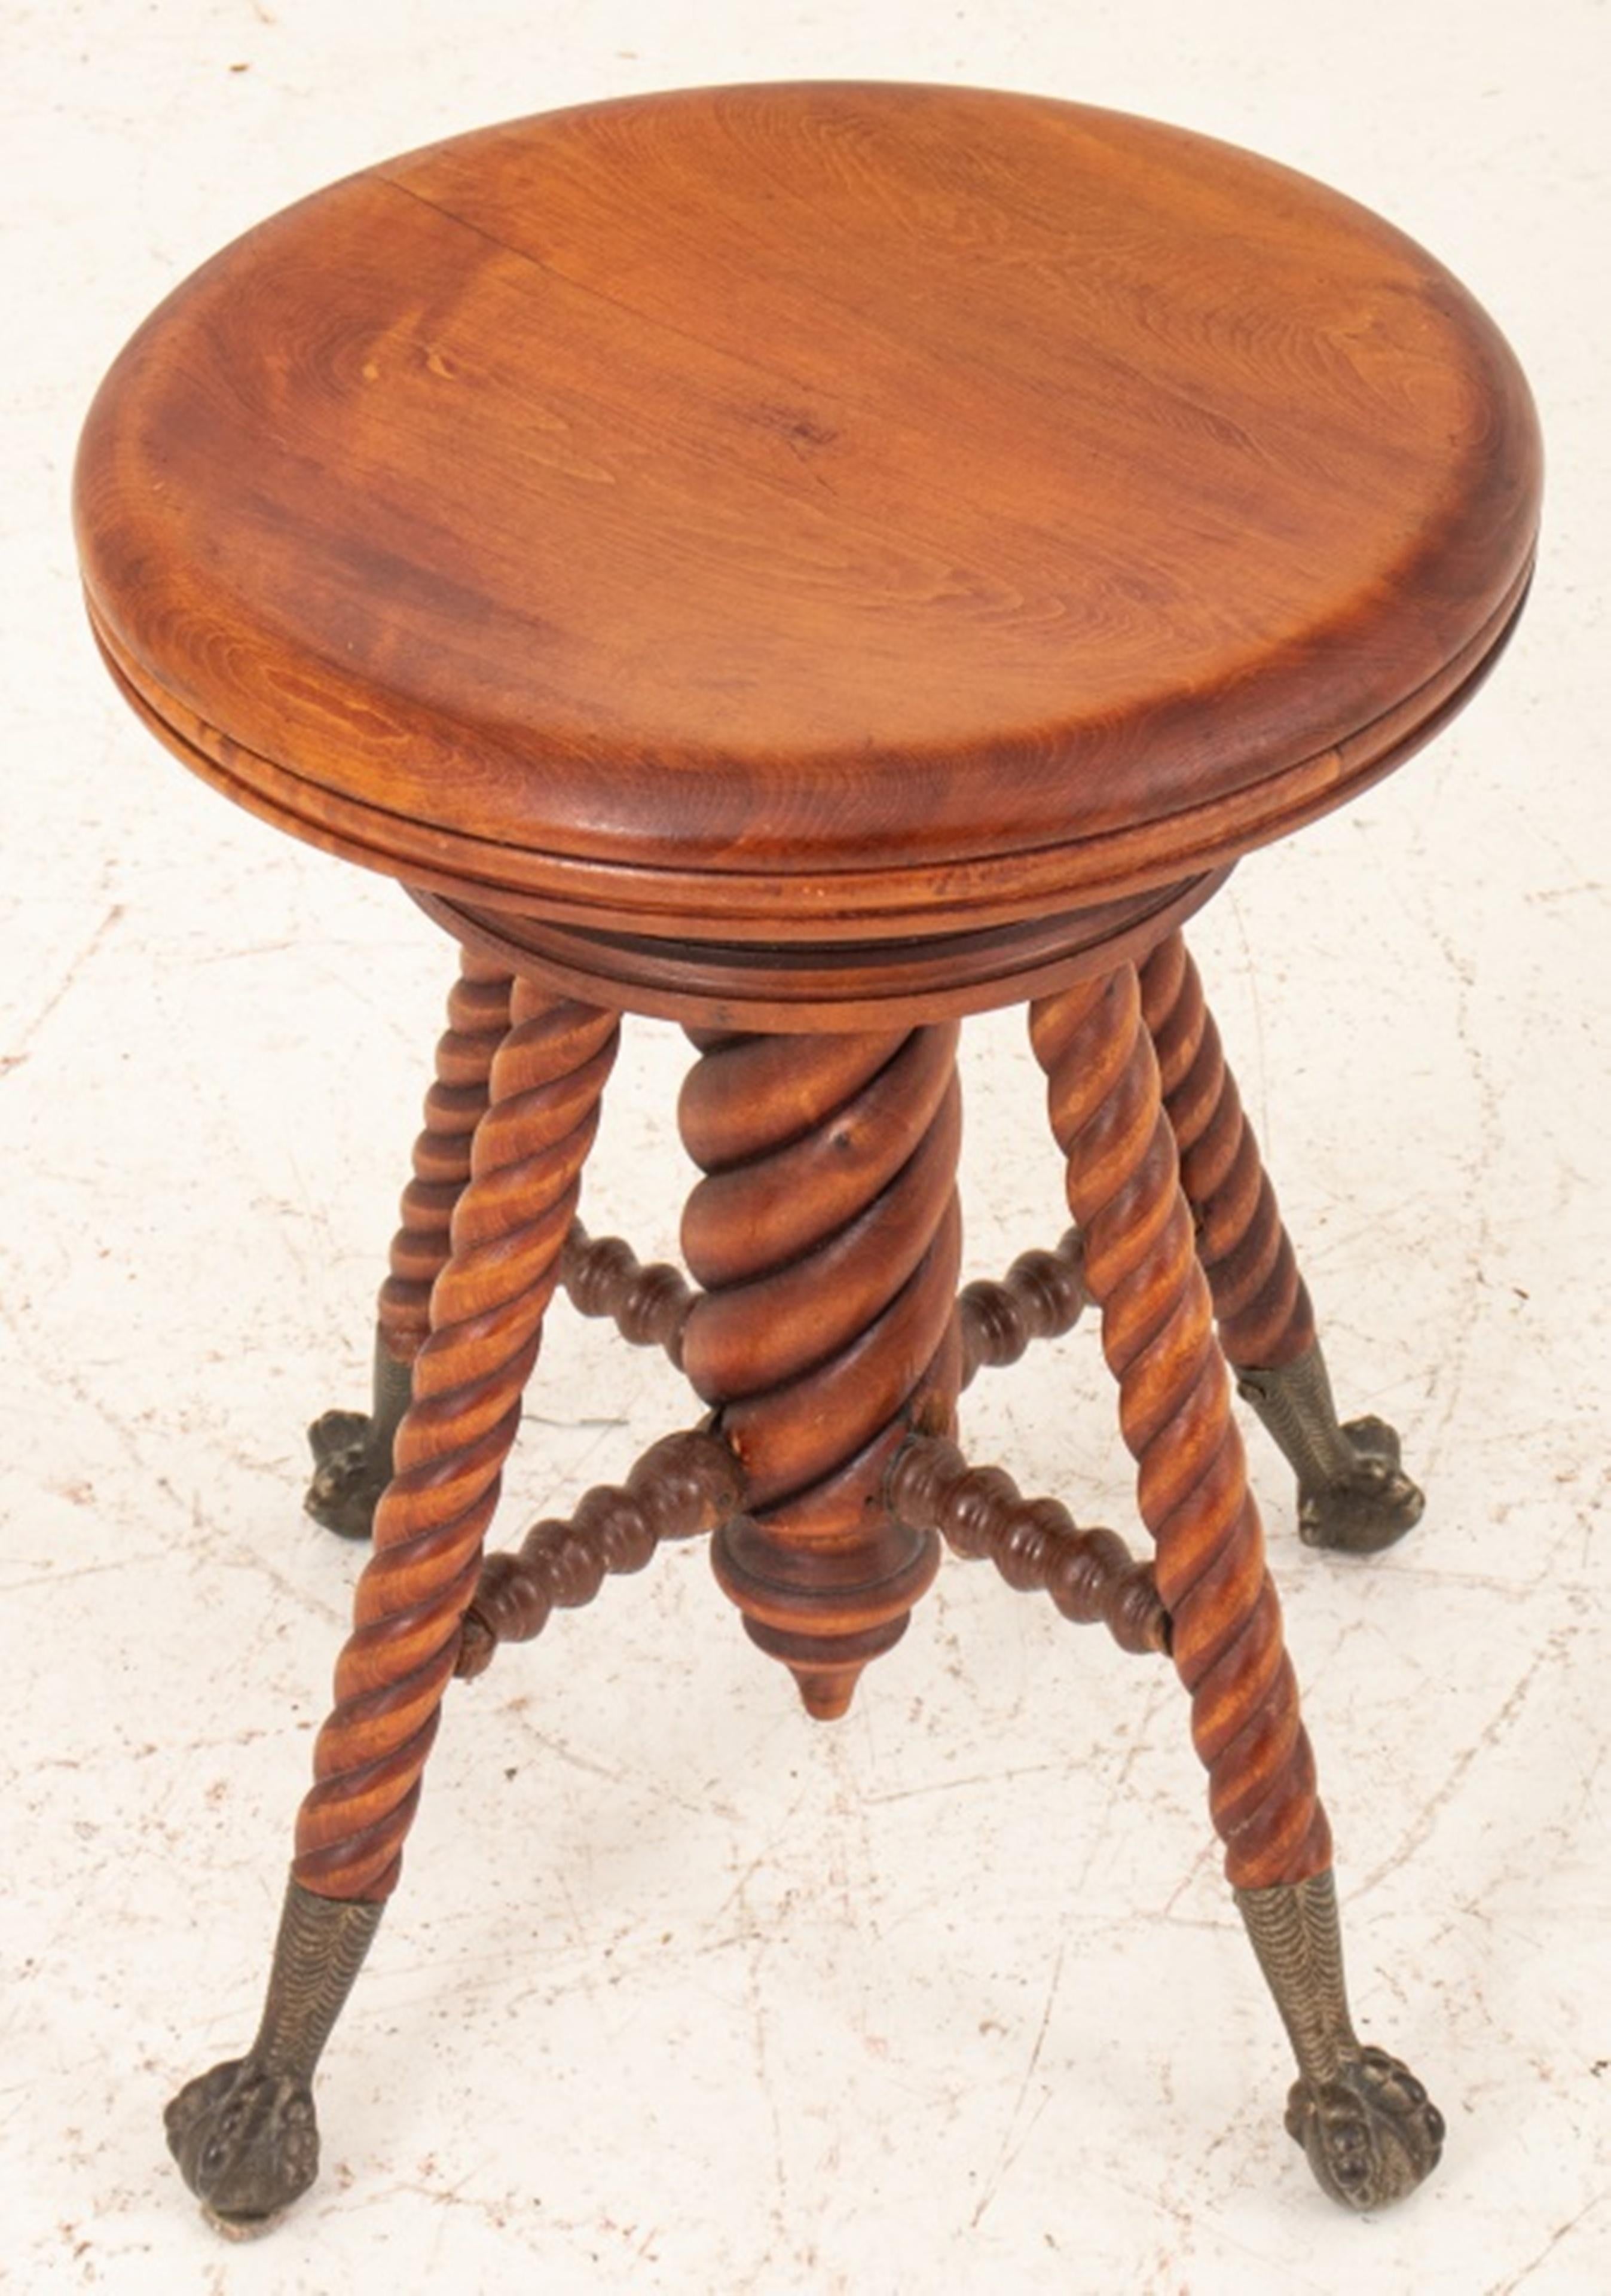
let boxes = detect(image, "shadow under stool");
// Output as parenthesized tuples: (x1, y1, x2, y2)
(72, 80, 1540, 2234)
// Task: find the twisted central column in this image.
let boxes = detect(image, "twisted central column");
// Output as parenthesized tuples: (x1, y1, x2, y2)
(678, 1025, 964, 1718)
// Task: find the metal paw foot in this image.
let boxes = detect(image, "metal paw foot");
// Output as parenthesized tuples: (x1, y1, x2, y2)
(1286, 2044, 1445, 2211)
(305, 1409, 389, 1540)
(1297, 1415, 1424, 1555)
(1237, 1867, 1443, 2214)
(304, 1344, 414, 1540)
(164, 2054, 319, 2235)
(1238, 1348, 1424, 1556)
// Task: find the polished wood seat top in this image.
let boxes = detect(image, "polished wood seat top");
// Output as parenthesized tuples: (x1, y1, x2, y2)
(75, 82, 1539, 942)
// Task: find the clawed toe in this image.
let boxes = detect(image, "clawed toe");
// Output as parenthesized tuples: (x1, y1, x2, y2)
(304, 1409, 388, 1540)
(1298, 1417, 1425, 1555)
(1286, 2045, 1445, 2210)
(165, 2054, 320, 2230)
(1237, 1353, 1425, 1558)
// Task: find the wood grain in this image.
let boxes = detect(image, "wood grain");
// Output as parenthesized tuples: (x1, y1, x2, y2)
(958, 1227, 1087, 1387)
(678, 1021, 964, 1717)
(294, 987, 618, 1901)
(376, 952, 513, 1367)
(886, 1433, 1167, 1657)
(1031, 964, 1331, 1892)
(1140, 932, 1316, 1372)
(457, 1428, 744, 1679)
(560, 1219, 696, 1369)
(76, 83, 1540, 961)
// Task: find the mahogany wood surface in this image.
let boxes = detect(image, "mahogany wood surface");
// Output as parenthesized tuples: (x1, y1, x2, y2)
(295, 984, 618, 1901)
(678, 1021, 965, 1718)
(1140, 931, 1317, 1372)
(886, 1433, 1167, 1657)
(1031, 965, 1330, 1892)
(82, 86, 1537, 2221)
(375, 953, 513, 1368)
(457, 1428, 745, 1681)
(560, 1219, 696, 1369)
(409, 867, 1228, 1030)
(958, 1226, 1087, 1387)
(76, 82, 1540, 976)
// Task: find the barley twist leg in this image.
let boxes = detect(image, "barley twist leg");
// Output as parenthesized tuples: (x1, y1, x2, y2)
(1140, 932, 1424, 1554)
(678, 1024, 964, 1720)
(1030, 966, 1439, 2210)
(306, 951, 515, 1539)
(168, 984, 618, 2232)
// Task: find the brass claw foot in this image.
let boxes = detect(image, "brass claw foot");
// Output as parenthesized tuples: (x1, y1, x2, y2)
(1237, 1345, 1424, 1554)
(304, 1409, 386, 1540)
(166, 1880, 382, 2235)
(164, 2058, 319, 2236)
(303, 1345, 414, 1540)
(1237, 1868, 1442, 2212)
(1285, 2042, 1446, 2212)
(1295, 1413, 1424, 1555)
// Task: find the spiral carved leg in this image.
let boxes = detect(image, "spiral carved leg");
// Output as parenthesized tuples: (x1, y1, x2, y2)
(1139, 932, 1423, 1554)
(678, 1024, 965, 1719)
(1031, 965, 1329, 1888)
(164, 1880, 381, 2234)
(1237, 1872, 1444, 2209)
(171, 985, 618, 2233)
(1031, 965, 1439, 2206)
(306, 952, 515, 1540)
(295, 985, 618, 1901)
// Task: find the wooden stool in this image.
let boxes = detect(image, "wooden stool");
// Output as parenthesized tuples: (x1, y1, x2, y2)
(74, 83, 1540, 2233)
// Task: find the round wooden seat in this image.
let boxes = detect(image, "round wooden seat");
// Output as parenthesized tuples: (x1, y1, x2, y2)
(75, 82, 1539, 1021)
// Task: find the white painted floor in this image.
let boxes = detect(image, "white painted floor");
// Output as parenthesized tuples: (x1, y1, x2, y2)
(4, 2, 1609, 2289)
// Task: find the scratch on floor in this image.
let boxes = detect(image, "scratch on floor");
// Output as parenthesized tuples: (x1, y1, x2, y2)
(735, 1864, 790, 2267)
(970, 1934, 1066, 2228)
(1, 902, 124, 1078)
(704, 1778, 813, 1927)
(0, 1549, 170, 1596)
(0, 1294, 161, 1480)
(504, 1712, 629, 1788)
(1486, 2188, 1609, 2292)
(861, 1760, 1068, 1808)
(1075, 1671, 1170, 1903)
(1353, 1631, 1564, 1898)
(1410, 845, 1503, 1489)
